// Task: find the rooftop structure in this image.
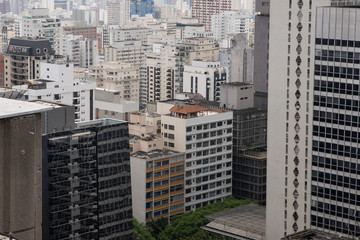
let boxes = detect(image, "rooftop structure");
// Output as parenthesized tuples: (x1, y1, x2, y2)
(0, 97, 51, 119)
(6, 37, 54, 56)
(202, 203, 266, 240)
(282, 229, 350, 240)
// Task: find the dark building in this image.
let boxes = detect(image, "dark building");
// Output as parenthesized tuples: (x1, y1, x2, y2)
(232, 108, 267, 205)
(253, 0, 270, 109)
(42, 119, 133, 240)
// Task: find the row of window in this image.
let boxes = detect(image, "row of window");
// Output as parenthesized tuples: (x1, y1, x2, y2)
(312, 170, 360, 191)
(312, 186, 360, 207)
(315, 49, 360, 64)
(312, 155, 360, 174)
(314, 125, 360, 144)
(314, 79, 360, 95)
(186, 129, 232, 141)
(313, 140, 360, 159)
(314, 110, 360, 128)
(315, 64, 360, 80)
(314, 95, 360, 112)
(186, 137, 232, 150)
(186, 120, 232, 132)
(315, 38, 360, 48)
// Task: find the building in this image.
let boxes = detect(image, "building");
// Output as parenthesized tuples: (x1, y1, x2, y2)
(95, 88, 139, 121)
(19, 8, 61, 54)
(211, 10, 252, 41)
(266, 0, 331, 239)
(130, 0, 154, 17)
(219, 82, 253, 110)
(4, 37, 54, 87)
(253, 0, 270, 110)
(161, 104, 233, 211)
(42, 119, 133, 239)
(191, 0, 232, 31)
(128, 111, 163, 153)
(175, 37, 219, 94)
(108, 0, 130, 26)
(63, 26, 97, 40)
(13, 62, 95, 123)
(183, 61, 228, 102)
(131, 149, 185, 223)
(89, 62, 141, 103)
(0, 55, 4, 86)
(146, 44, 176, 103)
(311, 4, 360, 238)
(0, 98, 52, 240)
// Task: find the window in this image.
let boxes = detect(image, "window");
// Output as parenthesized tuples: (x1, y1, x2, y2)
(169, 125, 175, 130)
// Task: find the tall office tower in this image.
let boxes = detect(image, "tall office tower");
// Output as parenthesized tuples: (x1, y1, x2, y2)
(161, 104, 233, 211)
(253, 0, 269, 110)
(108, 0, 130, 26)
(130, 0, 154, 17)
(10, 0, 26, 14)
(266, 0, 330, 239)
(4, 37, 54, 87)
(311, 4, 360, 238)
(191, 0, 231, 31)
(42, 119, 133, 240)
(0, 0, 10, 14)
(0, 99, 52, 240)
(20, 8, 61, 54)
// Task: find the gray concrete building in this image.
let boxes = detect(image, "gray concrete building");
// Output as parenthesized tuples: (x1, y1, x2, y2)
(0, 98, 52, 240)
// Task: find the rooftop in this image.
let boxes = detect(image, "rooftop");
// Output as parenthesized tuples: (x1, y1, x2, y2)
(0, 98, 52, 119)
(202, 203, 266, 240)
(282, 229, 350, 240)
(7, 37, 54, 56)
(222, 82, 253, 87)
(169, 105, 208, 114)
(131, 149, 182, 160)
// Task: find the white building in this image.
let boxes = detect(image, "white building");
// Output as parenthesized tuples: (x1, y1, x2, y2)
(13, 62, 95, 123)
(160, 103, 233, 211)
(266, 0, 330, 239)
(107, 0, 130, 26)
(89, 61, 141, 103)
(183, 61, 228, 102)
(20, 8, 62, 54)
(211, 10, 252, 41)
(146, 44, 176, 103)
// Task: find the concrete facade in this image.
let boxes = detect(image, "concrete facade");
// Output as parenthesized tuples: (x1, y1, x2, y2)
(219, 82, 254, 110)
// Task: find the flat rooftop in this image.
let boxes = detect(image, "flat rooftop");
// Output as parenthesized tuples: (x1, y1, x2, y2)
(131, 149, 182, 160)
(282, 229, 350, 240)
(0, 98, 52, 119)
(203, 203, 266, 240)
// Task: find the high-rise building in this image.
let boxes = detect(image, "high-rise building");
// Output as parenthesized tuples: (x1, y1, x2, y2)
(4, 37, 54, 87)
(130, 0, 154, 17)
(266, 0, 331, 239)
(311, 4, 360, 238)
(20, 8, 61, 54)
(191, 0, 231, 31)
(211, 10, 252, 41)
(161, 104, 233, 211)
(13, 62, 95, 123)
(42, 119, 133, 240)
(108, 0, 130, 26)
(253, 0, 269, 109)
(0, 98, 52, 240)
(183, 61, 228, 102)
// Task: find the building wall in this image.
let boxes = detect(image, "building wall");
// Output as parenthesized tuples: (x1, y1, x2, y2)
(266, 1, 330, 239)
(219, 83, 254, 110)
(0, 113, 43, 240)
(130, 156, 147, 222)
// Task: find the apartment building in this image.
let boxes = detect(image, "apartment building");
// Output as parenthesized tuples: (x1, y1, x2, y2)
(20, 8, 61, 54)
(146, 44, 176, 103)
(191, 0, 232, 31)
(89, 61, 140, 102)
(4, 37, 54, 87)
(161, 104, 233, 211)
(183, 61, 228, 102)
(131, 150, 185, 223)
(13, 62, 95, 123)
(211, 10, 252, 41)
(130, 0, 154, 17)
(108, 0, 130, 26)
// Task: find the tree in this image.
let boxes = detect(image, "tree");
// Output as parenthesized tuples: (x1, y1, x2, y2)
(133, 218, 155, 240)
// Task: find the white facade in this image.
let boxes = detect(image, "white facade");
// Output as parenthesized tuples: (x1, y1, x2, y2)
(219, 82, 253, 110)
(161, 104, 233, 211)
(107, 0, 130, 26)
(266, 0, 330, 239)
(211, 10, 252, 41)
(13, 62, 95, 123)
(183, 61, 228, 102)
(20, 8, 62, 54)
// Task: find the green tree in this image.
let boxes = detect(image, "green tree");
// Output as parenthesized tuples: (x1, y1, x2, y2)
(133, 218, 155, 240)
(146, 217, 168, 236)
